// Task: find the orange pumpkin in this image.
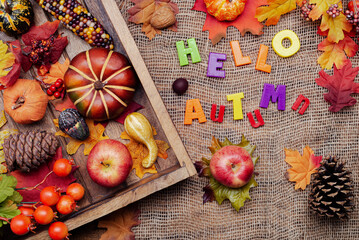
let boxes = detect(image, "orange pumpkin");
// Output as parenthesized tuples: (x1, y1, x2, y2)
(204, 0, 247, 21)
(4, 79, 49, 124)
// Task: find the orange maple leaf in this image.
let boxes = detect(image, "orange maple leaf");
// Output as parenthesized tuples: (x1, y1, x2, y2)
(98, 205, 140, 240)
(285, 146, 322, 190)
(193, 0, 267, 45)
(320, 12, 352, 43)
(54, 119, 109, 155)
(128, 0, 179, 40)
(255, 0, 300, 26)
(41, 58, 70, 84)
(317, 30, 358, 70)
(121, 129, 170, 179)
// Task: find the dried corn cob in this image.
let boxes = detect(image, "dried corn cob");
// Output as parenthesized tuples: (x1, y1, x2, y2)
(36, 0, 114, 50)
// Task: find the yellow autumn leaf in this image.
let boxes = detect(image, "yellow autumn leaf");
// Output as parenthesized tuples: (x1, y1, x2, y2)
(54, 119, 109, 155)
(42, 58, 70, 84)
(285, 146, 322, 190)
(255, 0, 298, 26)
(0, 40, 15, 78)
(320, 12, 352, 43)
(309, 0, 337, 20)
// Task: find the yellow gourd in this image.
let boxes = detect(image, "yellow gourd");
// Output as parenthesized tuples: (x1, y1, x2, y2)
(124, 112, 158, 168)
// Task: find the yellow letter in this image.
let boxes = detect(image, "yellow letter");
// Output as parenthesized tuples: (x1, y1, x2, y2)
(227, 93, 244, 120)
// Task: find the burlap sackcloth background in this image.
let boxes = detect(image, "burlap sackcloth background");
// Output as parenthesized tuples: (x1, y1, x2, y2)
(110, 1, 359, 239)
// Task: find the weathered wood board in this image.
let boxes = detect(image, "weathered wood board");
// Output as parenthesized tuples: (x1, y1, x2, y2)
(0, 0, 196, 239)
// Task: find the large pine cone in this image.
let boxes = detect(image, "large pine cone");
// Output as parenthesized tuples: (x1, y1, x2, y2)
(3, 131, 59, 172)
(309, 156, 354, 220)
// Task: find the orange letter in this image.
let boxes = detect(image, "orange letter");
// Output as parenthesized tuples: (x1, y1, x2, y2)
(184, 99, 207, 125)
(255, 44, 271, 73)
(230, 41, 251, 66)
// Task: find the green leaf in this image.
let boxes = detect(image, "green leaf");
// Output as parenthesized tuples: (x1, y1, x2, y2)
(210, 177, 258, 212)
(0, 199, 21, 227)
(0, 175, 17, 203)
(7, 191, 22, 204)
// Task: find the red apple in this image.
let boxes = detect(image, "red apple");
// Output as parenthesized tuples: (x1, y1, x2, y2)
(210, 146, 254, 188)
(87, 139, 132, 188)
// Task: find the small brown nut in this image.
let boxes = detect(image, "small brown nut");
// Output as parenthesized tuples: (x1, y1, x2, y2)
(150, 5, 176, 29)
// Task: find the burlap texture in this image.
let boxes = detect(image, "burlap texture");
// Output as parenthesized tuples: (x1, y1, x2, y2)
(116, 0, 359, 239)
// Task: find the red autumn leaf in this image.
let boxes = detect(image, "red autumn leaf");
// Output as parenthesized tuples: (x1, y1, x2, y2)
(192, 0, 266, 45)
(22, 20, 61, 45)
(316, 60, 359, 112)
(11, 147, 78, 202)
(50, 36, 69, 63)
(51, 95, 76, 112)
(0, 41, 22, 89)
(115, 101, 144, 124)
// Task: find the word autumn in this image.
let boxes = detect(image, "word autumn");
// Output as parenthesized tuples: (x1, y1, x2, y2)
(176, 31, 300, 76)
(184, 83, 310, 128)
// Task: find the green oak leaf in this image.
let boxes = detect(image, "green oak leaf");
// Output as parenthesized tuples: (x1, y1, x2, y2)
(196, 135, 259, 211)
(209, 177, 258, 211)
(0, 174, 17, 203)
(0, 199, 21, 227)
(6, 191, 22, 204)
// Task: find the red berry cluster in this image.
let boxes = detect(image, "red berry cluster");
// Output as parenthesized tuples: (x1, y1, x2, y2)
(29, 35, 55, 65)
(47, 79, 64, 98)
(300, 0, 314, 21)
(326, 4, 342, 18)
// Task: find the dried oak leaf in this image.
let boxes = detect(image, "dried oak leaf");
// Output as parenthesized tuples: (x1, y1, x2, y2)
(193, 0, 266, 45)
(21, 20, 68, 71)
(317, 28, 358, 70)
(128, 0, 179, 40)
(98, 205, 140, 240)
(195, 136, 259, 211)
(54, 119, 109, 155)
(120, 129, 169, 179)
(255, 0, 301, 26)
(0, 40, 22, 90)
(284, 146, 322, 190)
(0, 41, 15, 78)
(11, 147, 78, 202)
(316, 60, 359, 112)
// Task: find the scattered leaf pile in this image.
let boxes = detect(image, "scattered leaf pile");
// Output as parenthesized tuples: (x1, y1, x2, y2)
(98, 205, 140, 240)
(316, 60, 359, 112)
(284, 146, 322, 190)
(193, 0, 267, 45)
(0, 174, 22, 228)
(54, 119, 109, 155)
(0, 129, 18, 173)
(195, 136, 258, 211)
(11, 147, 77, 202)
(121, 128, 170, 179)
(128, 0, 179, 40)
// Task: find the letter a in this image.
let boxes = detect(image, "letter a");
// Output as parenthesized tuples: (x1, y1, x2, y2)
(184, 99, 207, 125)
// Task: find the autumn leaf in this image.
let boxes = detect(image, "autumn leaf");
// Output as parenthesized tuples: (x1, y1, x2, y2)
(40, 58, 70, 84)
(255, 0, 298, 26)
(317, 29, 358, 70)
(309, 0, 337, 20)
(0, 41, 15, 78)
(120, 129, 169, 179)
(54, 119, 109, 155)
(320, 11, 352, 43)
(51, 95, 76, 112)
(193, 0, 266, 45)
(195, 136, 259, 211)
(98, 205, 140, 240)
(285, 146, 322, 190)
(11, 147, 78, 202)
(128, 0, 179, 40)
(0, 41, 22, 89)
(316, 60, 359, 112)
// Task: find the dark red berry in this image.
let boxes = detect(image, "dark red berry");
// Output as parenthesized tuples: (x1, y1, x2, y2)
(47, 89, 54, 96)
(50, 85, 57, 92)
(57, 86, 64, 92)
(172, 78, 188, 95)
(54, 82, 63, 88)
(54, 92, 61, 99)
(56, 79, 63, 85)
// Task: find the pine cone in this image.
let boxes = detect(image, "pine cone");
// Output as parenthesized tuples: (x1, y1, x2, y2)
(3, 131, 59, 172)
(309, 156, 354, 220)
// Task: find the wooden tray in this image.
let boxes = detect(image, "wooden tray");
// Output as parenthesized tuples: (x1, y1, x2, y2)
(0, 0, 196, 238)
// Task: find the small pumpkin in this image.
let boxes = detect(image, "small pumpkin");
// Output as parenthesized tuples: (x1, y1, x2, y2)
(204, 0, 247, 21)
(3, 78, 48, 124)
(0, 0, 34, 36)
(58, 108, 90, 141)
(64, 48, 137, 121)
